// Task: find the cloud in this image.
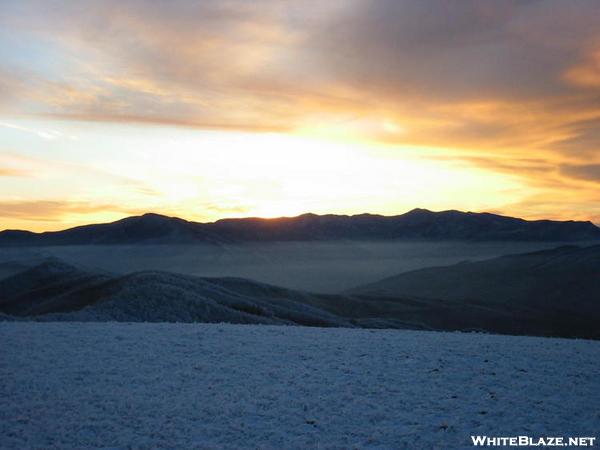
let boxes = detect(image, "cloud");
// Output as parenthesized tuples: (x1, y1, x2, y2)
(0, 150, 164, 218)
(0, 121, 73, 140)
(0, 1, 598, 153)
(429, 154, 552, 177)
(313, 0, 600, 98)
(0, 0, 322, 132)
(551, 118, 600, 158)
(2, 0, 600, 223)
(0, 200, 136, 222)
(561, 163, 600, 183)
(0, 167, 27, 177)
(499, 188, 600, 225)
(565, 48, 600, 88)
(0, 198, 247, 230)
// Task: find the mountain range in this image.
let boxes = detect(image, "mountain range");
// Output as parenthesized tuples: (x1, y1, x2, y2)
(2, 208, 600, 246)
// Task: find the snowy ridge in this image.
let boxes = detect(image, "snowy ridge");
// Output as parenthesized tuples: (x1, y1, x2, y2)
(47, 271, 353, 327)
(1, 257, 599, 339)
(0, 263, 353, 327)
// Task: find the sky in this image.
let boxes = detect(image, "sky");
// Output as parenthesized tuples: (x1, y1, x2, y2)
(1, 0, 600, 231)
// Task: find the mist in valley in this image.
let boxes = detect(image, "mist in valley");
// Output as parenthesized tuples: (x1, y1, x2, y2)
(0, 240, 587, 293)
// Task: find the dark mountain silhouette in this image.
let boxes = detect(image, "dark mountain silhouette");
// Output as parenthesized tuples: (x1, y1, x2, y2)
(0, 213, 224, 246)
(350, 244, 600, 339)
(1, 209, 599, 246)
(1, 255, 598, 339)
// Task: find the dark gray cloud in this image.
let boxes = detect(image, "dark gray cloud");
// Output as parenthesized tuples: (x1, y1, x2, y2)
(310, 0, 600, 99)
(553, 118, 600, 157)
(1, 0, 600, 162)
(561, 163, 600, 183)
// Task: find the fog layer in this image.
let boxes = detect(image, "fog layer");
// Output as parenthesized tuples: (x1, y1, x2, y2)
(0, 241, 587, 293)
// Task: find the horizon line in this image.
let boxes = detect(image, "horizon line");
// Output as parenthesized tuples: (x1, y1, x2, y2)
(2, 207, 598, 235)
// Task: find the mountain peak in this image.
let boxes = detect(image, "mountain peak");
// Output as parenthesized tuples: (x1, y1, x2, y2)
(404, 208, 434, 216)
(137, 212, 180, 222)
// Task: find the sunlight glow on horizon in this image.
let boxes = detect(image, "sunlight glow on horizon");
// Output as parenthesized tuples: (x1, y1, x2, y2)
(2, 1, 600, 231)
(0, 117, 530, 232)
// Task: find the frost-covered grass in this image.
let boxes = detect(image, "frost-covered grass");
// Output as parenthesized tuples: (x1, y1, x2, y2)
(1, 323, 599, 449)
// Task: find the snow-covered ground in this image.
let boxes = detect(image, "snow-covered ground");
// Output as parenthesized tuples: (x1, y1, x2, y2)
(1, 323, 598, 449)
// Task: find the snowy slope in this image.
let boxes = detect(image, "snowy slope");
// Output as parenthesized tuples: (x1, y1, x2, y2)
(6, 260, 598, 339)
(1, 322, 598, 449)
(0, 262, 354, 327)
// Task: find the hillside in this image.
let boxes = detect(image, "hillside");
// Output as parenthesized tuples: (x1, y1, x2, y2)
(0, 260, 504, 332)
(1, 256, 598, 339)
(0, 261, 350, 327)
(351, 244, 600, 338)
(2, 208, 599, 246)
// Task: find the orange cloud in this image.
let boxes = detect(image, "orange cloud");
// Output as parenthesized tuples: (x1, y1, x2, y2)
(0, 200, 131, 221)
(0, 167, 27, 177)
(565, 48, 600, 88)
(2, 0, 600, 224)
